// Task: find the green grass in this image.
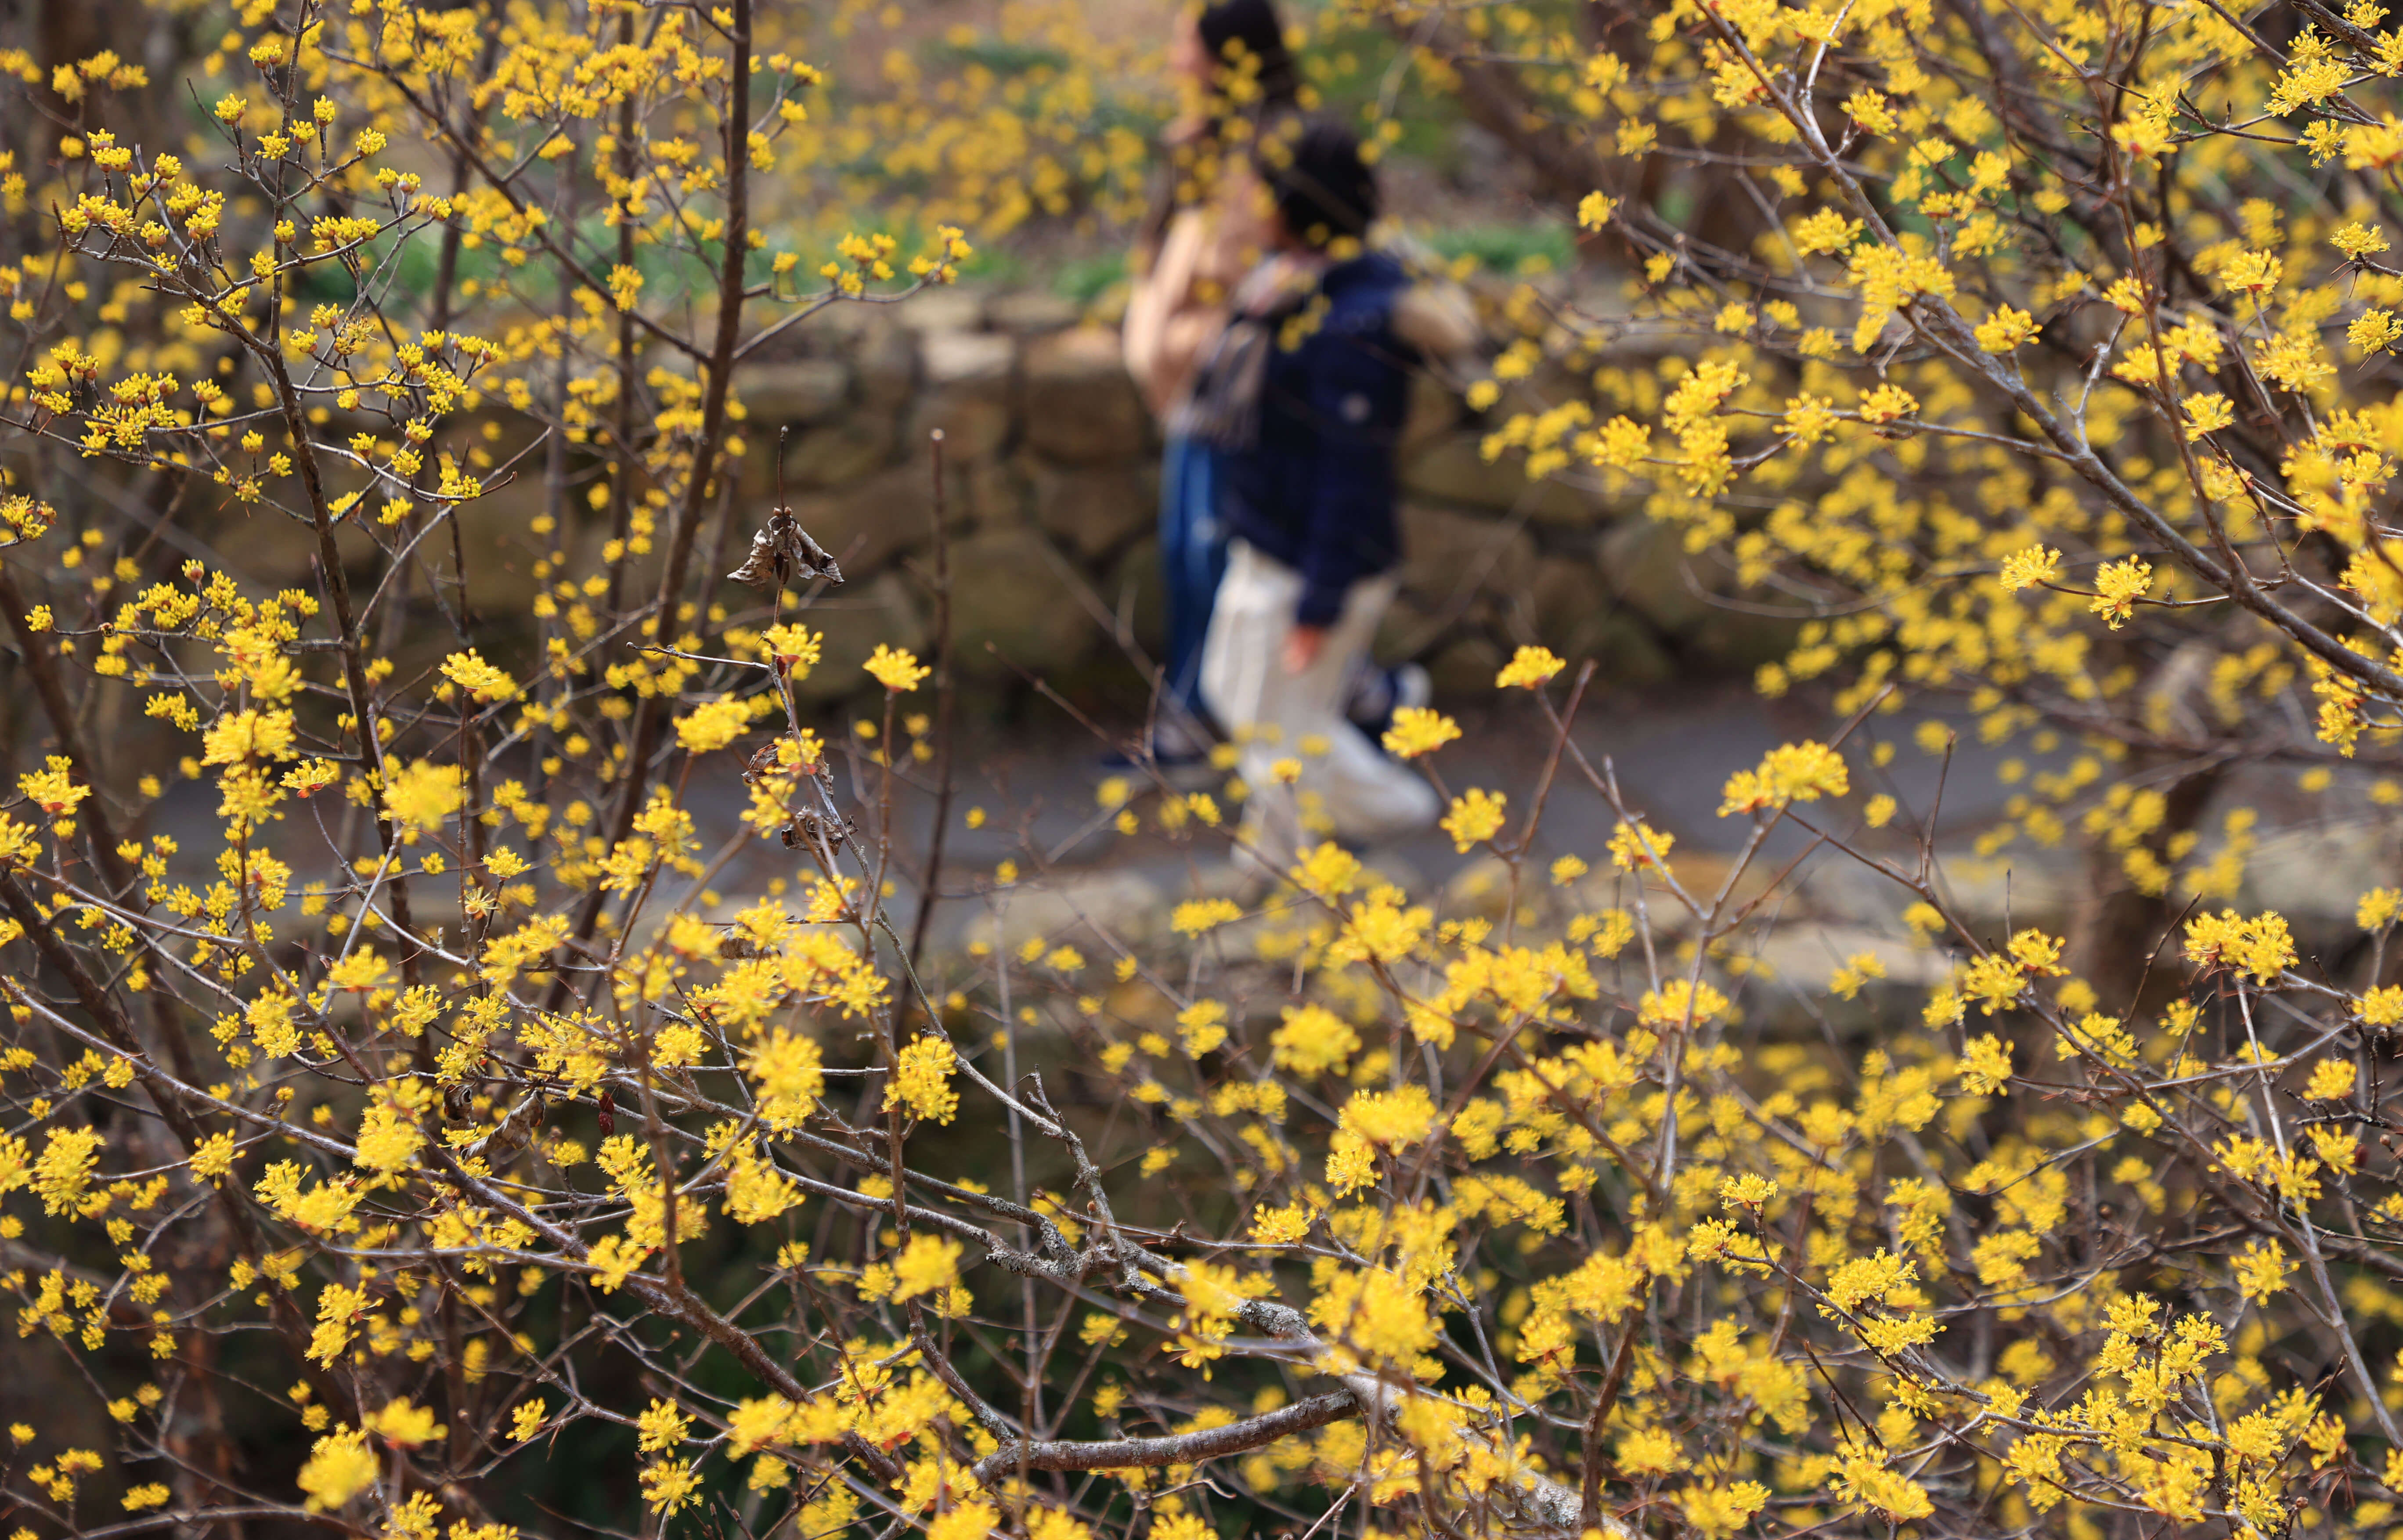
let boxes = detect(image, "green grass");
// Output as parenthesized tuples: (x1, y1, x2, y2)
(924, 36, 1071, 75)
(1051, 251, 1127, 305)
(1423, 219, 1576, 276)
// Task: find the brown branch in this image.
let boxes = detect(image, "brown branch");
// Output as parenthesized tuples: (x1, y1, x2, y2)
(550, 0, 754, 1010)
(0, 870, 357, 1422)
(908, 429, 956, 969)
(968, 1389, 1361, 1485)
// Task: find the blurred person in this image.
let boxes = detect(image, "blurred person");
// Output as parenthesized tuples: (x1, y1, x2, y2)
(1194, 115, 1472, 873)
(1121, 0, 1298, 769)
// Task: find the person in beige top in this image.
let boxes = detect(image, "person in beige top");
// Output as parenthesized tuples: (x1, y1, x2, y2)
(1119, 0, 1296, 767)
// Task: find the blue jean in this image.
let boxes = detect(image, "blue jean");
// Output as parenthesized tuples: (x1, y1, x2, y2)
(1159, 432, 1227, 729)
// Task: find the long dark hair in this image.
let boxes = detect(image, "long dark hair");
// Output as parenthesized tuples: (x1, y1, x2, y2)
(1139, 0, 1301, 249)
(1196, 0, 1299, 111)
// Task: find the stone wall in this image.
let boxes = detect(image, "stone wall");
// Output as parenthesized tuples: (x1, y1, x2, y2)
(163, 283, 1790, 714)
(717, 285, 1793, 707)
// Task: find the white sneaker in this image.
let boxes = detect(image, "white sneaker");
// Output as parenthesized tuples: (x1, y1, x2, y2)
(1345, 662, 1432, 729)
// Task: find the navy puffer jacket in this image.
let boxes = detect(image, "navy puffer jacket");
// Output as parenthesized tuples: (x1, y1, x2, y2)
(1215, 251, 1418, 628)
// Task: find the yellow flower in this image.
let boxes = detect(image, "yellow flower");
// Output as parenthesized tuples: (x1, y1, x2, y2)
(1270, 1003, 1360, 1076)
(1176, 999, 1229, 1057)
(1494, 645, 1564, 689)
(862, 644, 929, 692)
(675, 696, 751, 754)
(639, 1458, 703, 1516)
(1997, 544, 2060, 593)
(1338, 1086, 1439, 1148)
(382, 761, 465, 837)
(1171, 898, 1241, 934)
(2303, 1058, 2357, 1100)
(1960, 1034, 2012, 1093)
(1250, 1205, 1310, 1244)
(1440, 788, 1508, 851)
(1381, 706, 1461, 758)
(281, 759, 341, 798)
(1974, 306, 2037, 352)
(2183, 909, 2296, 984)
(17, 756, 90, 818)
(1637, 979, 1729, 1028)
(888, 1233, 963, 1302)
(201, 709, 297, 765)
(506, 1400, 547, 1442)
(636, 1398, 689, 1454)
(1844, 88, 1897, 134)
(1607, 820, 1674, 870)
(884, 1035, 958, 1123)
(188, 1132, 237, 1183)
(1718, 1174, 1777, 1207)
(1683, 1481, 1770, 1538)
(927, 1504, 1000, 1540)
(2222, 249, 2282, 293)
(748, 1030, 825, 1128)
(2089, 556, 2153, 628)
(32, 1128, 103, 1215)
(1857, 383, 1918, 423)
(296, 1427, 377, 1511)
(439, 648, 517, 703)
(351, 1101, 421, 1173)
(1718, 742, 1848, 816)
(368, 1399, 443, 1448)
(2183, 393, 2235, 434)
(761, 622, 822, 676)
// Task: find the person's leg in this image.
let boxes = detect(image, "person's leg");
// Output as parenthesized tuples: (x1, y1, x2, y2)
(1183, 444, 1227, 726)
(1157, 435, 1218, 746)
(1302, 575, 1443, 842)
(1201, 542, 1305, 872)
(1206, 552, 1439, 869)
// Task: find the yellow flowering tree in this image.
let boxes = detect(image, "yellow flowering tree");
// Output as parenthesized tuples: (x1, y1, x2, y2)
(11, 2, 2403, 1540)
(1334, 0, 2403, 994)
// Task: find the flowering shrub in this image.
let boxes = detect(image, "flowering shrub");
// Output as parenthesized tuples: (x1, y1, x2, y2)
(7, 2, 2403, 1540)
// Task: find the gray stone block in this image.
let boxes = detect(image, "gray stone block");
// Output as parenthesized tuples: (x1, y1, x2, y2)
(1400, 432, 1602, 523)
(946, 526, 1099, 680)
(787, 570, 929, 704)
(732, 358, 850, 426)
(1023, 326, 1149, 464)
(1397, 503, 1537, 612)
(987, 291, 1082, 334)
(781, 416, 894, 491)
(787, 462, 961, 576)
(895, 288, 985, 335)
(921, 329, 1014, 387)
(1031, 460, 1157, 559)
(1598, 518, 1708, 635)
(855, 322, 918, 411)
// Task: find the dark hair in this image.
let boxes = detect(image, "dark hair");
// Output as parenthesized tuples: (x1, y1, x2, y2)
(1257, 115, 1378, 249)
(1196, 0, 1299, 109)
(1138, 2, 1301, 250)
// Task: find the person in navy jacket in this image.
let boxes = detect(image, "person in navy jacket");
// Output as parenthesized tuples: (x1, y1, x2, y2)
(1194, 115, 1461, 872)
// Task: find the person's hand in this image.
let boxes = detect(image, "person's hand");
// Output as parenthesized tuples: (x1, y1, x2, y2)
(1283, 624, 1326, 675)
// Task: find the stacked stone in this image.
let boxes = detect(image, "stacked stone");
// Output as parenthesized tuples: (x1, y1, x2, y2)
(724, 286, 1798, 703)
(187, 285, 1797, 710)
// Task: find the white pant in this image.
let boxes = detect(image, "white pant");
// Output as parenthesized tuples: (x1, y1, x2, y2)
(1200, 541, 1440, 871)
